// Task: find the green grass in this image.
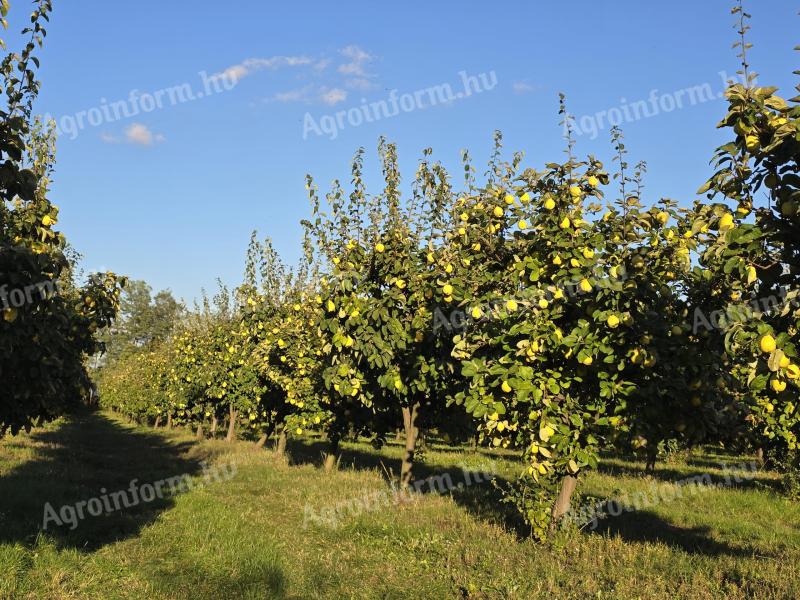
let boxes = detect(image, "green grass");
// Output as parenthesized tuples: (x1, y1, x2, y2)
(1, 412, 798, 599)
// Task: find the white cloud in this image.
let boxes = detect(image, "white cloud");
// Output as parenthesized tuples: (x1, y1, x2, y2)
(99, 132, 119, 144)
(220, 64, 249, 83)
(265, 85, 314, 103)
(319, 87, 348, 106)
(99, 125, 164, 146)
(263, 85, 351, 106)
(249, 56, 314, 69)
(273, 89, 310, 103)
(512, 81, 536, 94)
(213, 55, 314, 84)
(338, 45, 374, 78)
(346, 77, 377, 91)
(124, 123, 164, 146)
(313, 58, 332, 72)
(219, 47, 378, 105)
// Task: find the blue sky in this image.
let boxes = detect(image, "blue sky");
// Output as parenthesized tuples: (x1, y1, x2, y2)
(21, 0, 800, 303)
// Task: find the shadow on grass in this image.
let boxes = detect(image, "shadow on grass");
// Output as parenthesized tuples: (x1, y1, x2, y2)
(596, 459, 778, 491)
(587, 510, 764, 557)
(148, 556, 290, 600)
(0, 410, 211, 551)
(284, 438, 784, 546)
(684, 456, 759, 471)
(283, 437, 531, 537)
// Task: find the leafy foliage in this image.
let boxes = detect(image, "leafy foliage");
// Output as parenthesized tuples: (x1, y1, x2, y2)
(0, 1, 125, 434)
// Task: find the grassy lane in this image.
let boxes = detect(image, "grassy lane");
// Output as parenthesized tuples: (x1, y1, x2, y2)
(1, 412, 798, 599)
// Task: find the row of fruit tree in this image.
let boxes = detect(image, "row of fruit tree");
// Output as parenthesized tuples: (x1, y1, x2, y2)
(0, 0, 795, 540)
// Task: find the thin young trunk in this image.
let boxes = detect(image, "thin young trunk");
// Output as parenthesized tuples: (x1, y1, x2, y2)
(226, 408, 238, 443)
(196, 423, 204, 439)
(755, 447, 764, 465)
(395, 429, 403, 443)
(550, 474, 578, 531)
(154, 416, 161, 428)
(255, 433, 268, 448)
(400, 402, 420, 488)
(324, 435, 340, 472)
(210, 416, 218, 436)
(645, 448, 657, 473)
(166, 414, 172, 429)
(275, 429, 287, 457)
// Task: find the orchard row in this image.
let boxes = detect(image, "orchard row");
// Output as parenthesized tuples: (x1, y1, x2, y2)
(99, 70, 800, 536)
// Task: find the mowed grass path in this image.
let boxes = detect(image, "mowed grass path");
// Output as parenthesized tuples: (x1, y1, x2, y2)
(1, 411, 798, 599)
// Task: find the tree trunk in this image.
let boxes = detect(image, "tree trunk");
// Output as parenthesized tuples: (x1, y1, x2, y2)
(550, 474, 578, 531)
(154, 416, 161, 428)
(275, 429, 287, 457)
(400, 402, 420, 488)
(226, 408, 238, 443)
(210, 416, 218, 437)
(324, 435, 340, 472)
(645, 447, 657, 473)
(395, 429, 403, 443)
(255, 433, 268, 448)
(196, 423, 204, 439)
(166, 414, 172, 429)
(755, 447, 764, 465)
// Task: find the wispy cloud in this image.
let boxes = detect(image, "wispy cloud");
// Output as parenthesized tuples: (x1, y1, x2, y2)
(99, 131, 119, 144)
(265, 85, 348, 106)
(271, 86, 314, 103)
(119, 123, 165, 145)
(100, 123, 165, 146)
(512, 81, 537, 94)
(213, 55, 316, 84)
(313, 58, 332, 72)
(338, 45, 374, 78)
(319, 87, 348, 106)
(345, 77, 377, 91)
(229, 46, 377, 105)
